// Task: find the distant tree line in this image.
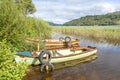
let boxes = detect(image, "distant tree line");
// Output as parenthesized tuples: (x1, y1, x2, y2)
(63, 11, 120, 26)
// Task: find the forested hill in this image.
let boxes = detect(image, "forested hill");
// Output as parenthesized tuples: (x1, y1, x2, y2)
(63, 11, 120, 26)
(48, 22, 62, 26)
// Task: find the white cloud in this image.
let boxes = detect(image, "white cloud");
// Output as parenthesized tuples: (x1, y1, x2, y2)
(96, 3, 116, 13)
(32, 0, 120, 24)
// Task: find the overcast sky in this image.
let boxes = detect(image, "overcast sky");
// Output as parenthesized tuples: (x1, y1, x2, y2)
(32, 0, 120, 24)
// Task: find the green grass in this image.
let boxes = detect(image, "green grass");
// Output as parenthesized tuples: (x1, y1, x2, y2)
(53, 26, 120, 45)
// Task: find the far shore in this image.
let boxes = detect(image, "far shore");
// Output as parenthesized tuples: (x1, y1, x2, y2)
(52, 26, 120, 45)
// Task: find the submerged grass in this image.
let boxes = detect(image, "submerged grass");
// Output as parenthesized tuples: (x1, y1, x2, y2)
(53, 26, 120, 45)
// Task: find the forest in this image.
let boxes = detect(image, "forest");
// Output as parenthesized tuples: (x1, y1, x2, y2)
(63, 11, 120, 26)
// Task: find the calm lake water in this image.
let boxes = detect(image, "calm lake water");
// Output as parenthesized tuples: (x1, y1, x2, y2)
(23, 33, 120, 80)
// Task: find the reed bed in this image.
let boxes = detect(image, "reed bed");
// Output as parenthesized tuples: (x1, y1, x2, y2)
(53, 26, 120, 45)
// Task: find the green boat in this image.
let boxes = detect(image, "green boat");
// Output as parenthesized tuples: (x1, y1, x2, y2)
(15, 46, 97, 66)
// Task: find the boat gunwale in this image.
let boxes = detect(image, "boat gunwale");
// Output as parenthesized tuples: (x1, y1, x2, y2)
(16, 46, 97, 59)
(26, 38, 80, 43)
(52, 53, 97, 65)
(52, 48, 97, 58)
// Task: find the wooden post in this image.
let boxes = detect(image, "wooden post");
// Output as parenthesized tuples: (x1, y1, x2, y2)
(37, 43, 39, 51)
(46, 54, 49, 72)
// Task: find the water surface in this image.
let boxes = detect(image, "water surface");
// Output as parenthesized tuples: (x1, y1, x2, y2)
(23, 33, 120, 80)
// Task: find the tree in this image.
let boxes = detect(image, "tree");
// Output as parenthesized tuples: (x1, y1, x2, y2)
(0, 0, 33, 49)
(15, 0, 36, 14)
(0, 0, 51, 50)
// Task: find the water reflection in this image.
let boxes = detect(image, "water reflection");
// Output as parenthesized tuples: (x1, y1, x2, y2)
(41, 73, 54, 80)
(22, 66, 54, 80)
(23, 57, 97, 80)
(23, 33, 120, 80)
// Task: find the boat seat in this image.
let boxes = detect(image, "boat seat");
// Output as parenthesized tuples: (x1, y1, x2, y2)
(51, 50, 63, 57)
(55, 49, 74, 56)
(74, 50, 83, 54)
(45, 39, 60, 42)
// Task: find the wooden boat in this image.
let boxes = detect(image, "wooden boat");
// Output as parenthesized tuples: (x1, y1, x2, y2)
(15, 46, 97, 67)
(44, 38, 79, 46)
(25, 37, 80, 49)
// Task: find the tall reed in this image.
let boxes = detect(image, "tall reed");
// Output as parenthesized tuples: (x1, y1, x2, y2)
(53, 26, 120, 45)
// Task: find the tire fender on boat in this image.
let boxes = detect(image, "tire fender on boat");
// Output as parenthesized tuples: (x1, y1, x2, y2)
(38, 50, 52, 64)
(40, 63, 54, 72)
(65, 36, 72, 47)
(59, 37, 64, 41)
(65, 36, 71, 43)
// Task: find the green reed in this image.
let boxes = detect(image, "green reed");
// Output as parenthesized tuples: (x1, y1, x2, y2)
(53, 26, 120, 45)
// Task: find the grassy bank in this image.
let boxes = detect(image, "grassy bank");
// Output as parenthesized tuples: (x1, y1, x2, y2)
(53, 26, 120, 45)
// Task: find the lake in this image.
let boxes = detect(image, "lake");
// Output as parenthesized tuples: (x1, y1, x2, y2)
(23, 33, 120, 80)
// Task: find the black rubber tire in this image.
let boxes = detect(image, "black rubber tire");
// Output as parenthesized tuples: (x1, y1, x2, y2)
(59, 37, 64, 41)
(67, 41, 72, 47)
(40, 63, 54, 72)
(65, 36, 72, 47)
(65, 36, 71, 43)
(38, 50, 52, 64)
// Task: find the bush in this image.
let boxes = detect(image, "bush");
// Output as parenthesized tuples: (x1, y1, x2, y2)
(0, 41, 28, 80)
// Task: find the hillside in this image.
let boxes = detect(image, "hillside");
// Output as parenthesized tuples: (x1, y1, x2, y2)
(48, 22, 62, 26)
(63, 11, 120, 26)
